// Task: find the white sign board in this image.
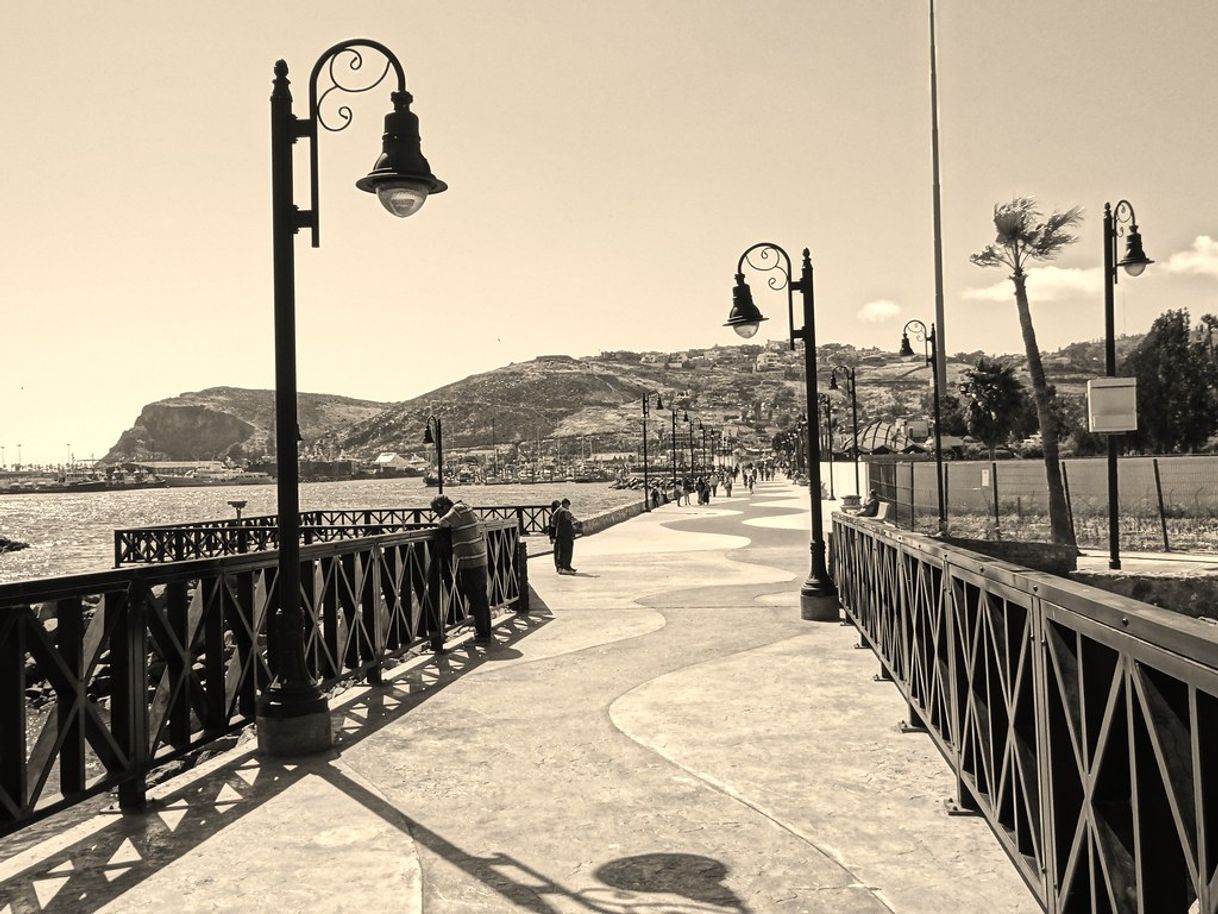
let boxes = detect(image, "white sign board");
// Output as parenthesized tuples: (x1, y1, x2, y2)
(1087, 378, 1138, 433)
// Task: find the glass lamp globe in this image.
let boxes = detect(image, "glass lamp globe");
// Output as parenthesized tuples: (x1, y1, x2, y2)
(732, 321, 760, 339)
(375, 180, 431, 218)
(1122, 260, 1147, 278)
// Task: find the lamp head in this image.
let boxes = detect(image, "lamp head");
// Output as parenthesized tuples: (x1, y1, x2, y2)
(898, 333, 915, 359)
(356, 91, 447, 217)
(655, 394, 664, 410)
(683, 411, 690, 422)
(828, 372, 839, 391)
(1118, 228, 1153, 277)
(725, 273, 767, 339)
(422, 425, 435, 445)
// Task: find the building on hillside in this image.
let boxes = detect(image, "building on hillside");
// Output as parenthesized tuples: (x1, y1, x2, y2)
(755, 352, 784, 372)
(640, 353, 663, 364)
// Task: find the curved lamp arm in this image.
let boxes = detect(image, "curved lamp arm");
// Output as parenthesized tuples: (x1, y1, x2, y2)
(736, 242, 795, 348)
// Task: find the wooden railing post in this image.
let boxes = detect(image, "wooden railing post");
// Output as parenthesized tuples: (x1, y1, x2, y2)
(0, 612, 28, 825)
(112, 581, 150, 810)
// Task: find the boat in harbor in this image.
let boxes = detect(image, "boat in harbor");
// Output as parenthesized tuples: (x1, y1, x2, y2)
(161, 469, 273, 488)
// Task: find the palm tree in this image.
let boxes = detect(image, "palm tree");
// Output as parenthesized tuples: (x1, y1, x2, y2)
(959, 357, 1025, 459)
(970, 197, 1082, 546)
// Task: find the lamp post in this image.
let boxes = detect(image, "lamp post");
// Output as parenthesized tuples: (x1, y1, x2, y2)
(726, 243, 837, 620)
(818, 394, 834, 499)
(684, 412, 695, 477)
(828, 365, 861, 495)
(423, 415, 444, 494)
(668, 405, 678, 487)
(642, 393, 665, 510)
(1102, 199, 1153, 570)
(260, 40, 445, 756)
(899, 319, 946, 534)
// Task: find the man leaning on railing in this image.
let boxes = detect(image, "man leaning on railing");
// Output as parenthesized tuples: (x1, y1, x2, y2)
(431, 494, 493, 644)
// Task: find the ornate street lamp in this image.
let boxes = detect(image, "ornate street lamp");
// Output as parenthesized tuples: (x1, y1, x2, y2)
(899, 319, 946, 534)
(828, 365, 861, 495)
(1102, 200, 1152, 570)
(684, 412, 695, 476)
(641, 392, 664, 510)
(422, 415, 444, 494)
(727, 244, 837, 621)
(818, 394, 835, 499)
(260, 39, 445, 755)
(668, 403, 679, 486)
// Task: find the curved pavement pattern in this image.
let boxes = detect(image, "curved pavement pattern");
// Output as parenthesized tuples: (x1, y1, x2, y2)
(0, 479, 1038, 914)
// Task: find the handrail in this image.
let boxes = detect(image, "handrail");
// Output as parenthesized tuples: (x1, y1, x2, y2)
(831, 511, 1218, 913)
(0, 518, 525, 836)
(113, 504, 556, 566)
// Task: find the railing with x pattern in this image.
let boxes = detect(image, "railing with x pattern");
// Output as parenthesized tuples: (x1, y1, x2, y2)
(832, 512, 1218, 914)
(114, 505, 554, 565)
(0, 519, 523, 837)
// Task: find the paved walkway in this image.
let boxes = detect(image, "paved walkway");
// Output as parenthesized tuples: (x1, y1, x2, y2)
(0, 481, 1038, 914)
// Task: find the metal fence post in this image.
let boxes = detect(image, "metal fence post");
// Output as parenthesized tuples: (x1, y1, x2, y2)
(1152, 457, 1170, 551)
(991, 460, 1001, 540)
(1061, 461, 1077, 545)
(515, 540, 530, 613)
(909, 461, 916, 531)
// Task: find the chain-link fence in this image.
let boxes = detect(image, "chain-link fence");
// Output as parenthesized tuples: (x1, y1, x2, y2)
(868, 455, 1218, 552)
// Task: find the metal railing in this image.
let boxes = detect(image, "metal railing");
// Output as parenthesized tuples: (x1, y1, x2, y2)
(869, 455, 1218, 552)
(0, 519, 523, 836)
(832, 511, 1218, 913)
(114, 505, 555, 566)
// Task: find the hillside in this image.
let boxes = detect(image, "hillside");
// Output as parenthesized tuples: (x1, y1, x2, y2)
(103, 387, 392, 462)
(103, 337, 1141, 462)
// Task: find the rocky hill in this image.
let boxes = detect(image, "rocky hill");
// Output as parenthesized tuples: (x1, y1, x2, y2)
(104, 337, 1139, 462)
(103, 387, 392, 462)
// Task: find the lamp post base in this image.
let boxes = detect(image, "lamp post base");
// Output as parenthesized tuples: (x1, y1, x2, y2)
(800, 579, 840, 622)
(256, 682, 332, 756)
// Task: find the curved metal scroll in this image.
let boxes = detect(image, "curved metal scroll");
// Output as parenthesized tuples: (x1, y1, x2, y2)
(304, 39, 409, 247)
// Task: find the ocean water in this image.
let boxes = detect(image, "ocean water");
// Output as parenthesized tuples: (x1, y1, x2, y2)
(0, 478, 644, 584)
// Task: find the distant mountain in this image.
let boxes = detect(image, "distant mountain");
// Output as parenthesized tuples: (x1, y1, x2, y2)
(102, 387, 392, 463)
(104, 338, 1142, 462)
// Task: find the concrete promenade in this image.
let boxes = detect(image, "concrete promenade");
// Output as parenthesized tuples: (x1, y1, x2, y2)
(0, 480, 1038, 914)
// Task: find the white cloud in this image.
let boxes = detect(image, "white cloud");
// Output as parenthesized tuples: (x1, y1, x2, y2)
(963, 266, 1102, 303)
(857, 299, 902, 323)
(1165, 235, 1218, 277)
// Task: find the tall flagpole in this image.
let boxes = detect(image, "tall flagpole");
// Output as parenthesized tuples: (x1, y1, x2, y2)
(929, 0, 947, 393)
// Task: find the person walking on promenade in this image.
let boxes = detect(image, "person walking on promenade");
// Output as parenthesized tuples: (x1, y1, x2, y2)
(545, 499, 562, 573)
(710, 474, 719, 498)
(553, 497, 581, 574)
(431, 494, 492, 644)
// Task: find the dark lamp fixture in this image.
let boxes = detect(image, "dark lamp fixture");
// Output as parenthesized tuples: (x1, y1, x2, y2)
(828, 374, 839, 391)
(725, 274, 767, 339)
(422, 426, 435, 445)
(1118, 229, 1153, 277)
(355, 91, 447, 217)
(898, 333, 915, 359)
(656, 395, 664, 410)
(683, 411, 690, 422)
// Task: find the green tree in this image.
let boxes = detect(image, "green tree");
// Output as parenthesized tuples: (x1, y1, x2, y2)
(959, 358, 1025, 458)
(1126, 309, 1218, 452)
(971, 197, 1083, 546)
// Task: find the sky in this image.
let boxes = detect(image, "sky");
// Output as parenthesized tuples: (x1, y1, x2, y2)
(3, 0, 1216, 465)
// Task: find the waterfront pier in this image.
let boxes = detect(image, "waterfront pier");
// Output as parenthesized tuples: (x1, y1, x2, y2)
(1, 480, 1041, 914)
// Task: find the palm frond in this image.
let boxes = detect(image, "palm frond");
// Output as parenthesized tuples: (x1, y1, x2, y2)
(969, 244, 1012, 270)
